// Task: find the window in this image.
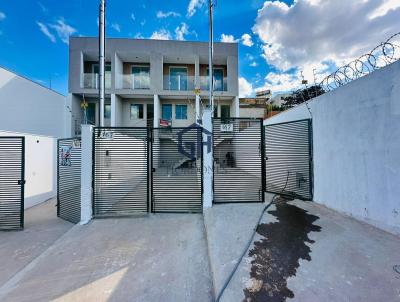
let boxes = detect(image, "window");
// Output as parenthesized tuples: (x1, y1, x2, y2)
(214, 105, 218, 118)
(104, 104, 111, 119)
(132, 66, 150, 89)
(130, 104, 143, 119)
(175, 105, 188, 120)
(207, 68, 224, 91)
(169, 67, 188, 90)
(162, 104, 172, 120)
(221, 105, 231, 119)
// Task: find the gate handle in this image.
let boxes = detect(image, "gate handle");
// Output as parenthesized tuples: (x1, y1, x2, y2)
(18, 180, 26, 185)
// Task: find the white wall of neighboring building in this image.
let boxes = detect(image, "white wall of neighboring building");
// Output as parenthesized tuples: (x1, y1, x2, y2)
(264, 60, 400, 235)
(0, 130, 57, 209)
(0, 67, 67, 138)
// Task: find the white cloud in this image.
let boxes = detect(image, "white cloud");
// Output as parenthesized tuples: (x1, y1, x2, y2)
(141, 20, 146, 26)
(36, 21, 56, 43)
(253, 0, 400, 72)
(252, 0, 400, 92)
(49, 18, 77, 44)
(0, 11, 6, 21)
(369, 0, 400, 19)
(111, 23, 121, 32)
(220, 34, 239, 43)
(239, 77, 254, 97)
(157, 11, 181, 18)
(187, 0, 206, 17)
(241, 33, 253, 47)
(175, 23, 189, 40)
(250, 61, 258, 67)
(150, 29, 172, 40)
(131, 13, 136, 21)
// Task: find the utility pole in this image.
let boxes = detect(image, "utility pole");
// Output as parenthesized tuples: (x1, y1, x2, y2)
(99, 0, 106, 127)
(208, 0, 214, 110)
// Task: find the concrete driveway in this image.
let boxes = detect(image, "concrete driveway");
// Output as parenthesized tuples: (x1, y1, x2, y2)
(204, 198, 400, 302)
(0, 211, 213, 302)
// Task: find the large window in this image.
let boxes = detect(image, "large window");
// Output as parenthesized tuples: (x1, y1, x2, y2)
(162, 104, 172, 120)
(221, 105, 231, 119)
(130, 104, 143, 119)
(175, 105, 188, 120)
(132, 66, 150, 89)
(169, 67, 188, 90)
(207, 68, 224, 91)
(104, 104, 111, 119)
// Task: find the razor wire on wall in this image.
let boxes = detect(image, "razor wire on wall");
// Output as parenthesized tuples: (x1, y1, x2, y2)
(320, 32, 400, 91)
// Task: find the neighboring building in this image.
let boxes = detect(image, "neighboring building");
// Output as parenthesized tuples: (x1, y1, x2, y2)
(239, 97, 268, 119)
(268, 93, 291, 107)
(0, 66, 67, 209)
(68, 37, 239, 136)
(0, 66, 67, 138)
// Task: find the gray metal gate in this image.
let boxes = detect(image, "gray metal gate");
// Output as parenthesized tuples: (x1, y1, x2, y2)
(151, 127, 203, 213)
(264, 119, 313, 200)
(0, 136, 25, 230)
(57, 138, 81, 223)
(213, 118, 265, 203)
(93, 127, 149, 217)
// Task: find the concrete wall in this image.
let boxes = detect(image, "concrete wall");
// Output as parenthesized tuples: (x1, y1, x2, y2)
(0, 131, 57, 209)
(264, 60, 400, 235)
(0, 67, 67, 138)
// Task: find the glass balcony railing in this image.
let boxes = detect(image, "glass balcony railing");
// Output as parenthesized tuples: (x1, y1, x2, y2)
(120, 74, 150, 90)
(81, 73, 111, 89)
(200, 76, 228, 91)
(163, 75, 195, 91)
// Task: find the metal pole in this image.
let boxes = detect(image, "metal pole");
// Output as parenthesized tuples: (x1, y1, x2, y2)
(99, 0, 106, 127)
(208, 0, 214, 109)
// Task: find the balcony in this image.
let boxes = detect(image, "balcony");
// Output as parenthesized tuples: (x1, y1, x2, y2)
(200, 76, 228, 92)
(163, 75, 195, 91)
(120, 74, 150, 90)
(81, 73, 111, 89)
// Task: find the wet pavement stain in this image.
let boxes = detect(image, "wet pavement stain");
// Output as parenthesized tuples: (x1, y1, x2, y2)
(243, 202, 321, 302)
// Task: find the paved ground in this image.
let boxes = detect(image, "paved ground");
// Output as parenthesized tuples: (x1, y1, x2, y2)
(204, 197, 400, 302)
(0, 198, 73, 288)
(0, 211, 213, 302)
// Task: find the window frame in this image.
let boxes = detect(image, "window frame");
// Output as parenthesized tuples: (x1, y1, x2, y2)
(130, 104, 144, 120)
(169, 66, 188, 91)
(162, 104, 173, 121)
(175, 104, 188, 120)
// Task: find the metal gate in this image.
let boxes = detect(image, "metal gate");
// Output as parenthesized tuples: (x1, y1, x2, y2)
(57, 138, 81, 223)
(213, 118, 264, 203)
(151, 127, 203, 213)
(0, 136, 25, 230)
(93, 127, 149, 217)
(264, 119, 313, 200)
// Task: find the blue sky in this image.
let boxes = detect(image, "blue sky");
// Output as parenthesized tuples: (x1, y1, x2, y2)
(0, 0, 398, 96)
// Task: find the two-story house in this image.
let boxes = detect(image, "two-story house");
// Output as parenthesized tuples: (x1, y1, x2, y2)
(67, 37, 239, 136)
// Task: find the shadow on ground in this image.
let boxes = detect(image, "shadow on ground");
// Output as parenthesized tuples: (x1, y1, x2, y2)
(243, 202, 321, 302)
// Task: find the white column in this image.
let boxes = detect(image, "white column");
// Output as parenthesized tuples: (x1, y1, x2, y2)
(80, 125, 93, 224)
(153, 94, 160, 128)
(234, 96, 240, 118)
(202, 108, 213, 208)
(111, 94, 116, 126)
(195, 94, 201, 124)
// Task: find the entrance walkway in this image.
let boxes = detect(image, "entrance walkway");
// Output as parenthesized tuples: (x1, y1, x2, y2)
(0, 213, 213, 302)
(0, 198, 73, 288)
